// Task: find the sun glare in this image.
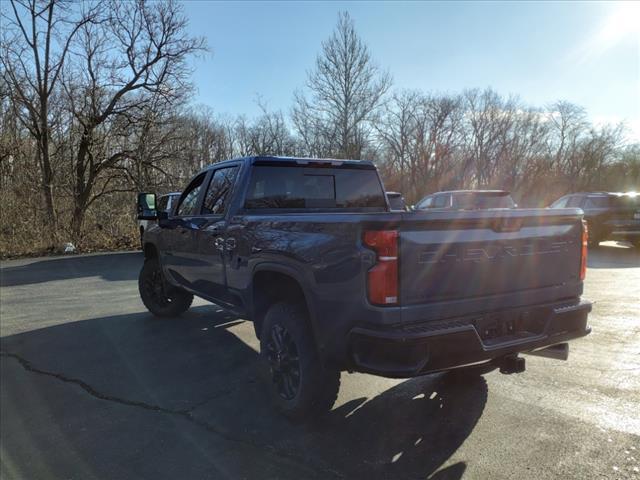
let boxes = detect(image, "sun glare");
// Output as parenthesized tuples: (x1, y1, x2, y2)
(575, 1, 640, 63)
(596, 2, 640, 49)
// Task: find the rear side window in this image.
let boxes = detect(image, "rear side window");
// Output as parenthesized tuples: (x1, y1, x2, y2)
(244, 166, 386, 210)
(433, 195, 449, 208)
(567, 196, 584, 208)
(610, 195, 640, 208)
(584, 196, 610, 208)
(453, 193, 515, 209)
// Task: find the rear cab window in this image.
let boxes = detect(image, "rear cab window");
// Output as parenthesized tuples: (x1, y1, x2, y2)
(244, 164, 387, 211)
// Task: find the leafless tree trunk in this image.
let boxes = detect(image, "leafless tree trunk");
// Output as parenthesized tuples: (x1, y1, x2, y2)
(60, 0, 206, 241)
(1, 0, 97, 245)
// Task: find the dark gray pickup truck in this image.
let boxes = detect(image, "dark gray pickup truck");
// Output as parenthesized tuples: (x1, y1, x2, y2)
(137, 156, 591, 419)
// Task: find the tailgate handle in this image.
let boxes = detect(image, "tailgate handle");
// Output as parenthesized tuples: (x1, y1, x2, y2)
(491, 218, 524, 232)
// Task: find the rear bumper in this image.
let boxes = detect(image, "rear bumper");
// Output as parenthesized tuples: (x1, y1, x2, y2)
(348, 299, 591, 378)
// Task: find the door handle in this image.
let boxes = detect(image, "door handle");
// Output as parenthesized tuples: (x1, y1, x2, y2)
(225, 238, 236, 251)
(214, 237, 225, 251)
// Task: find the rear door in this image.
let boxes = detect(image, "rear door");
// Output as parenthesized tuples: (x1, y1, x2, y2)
(398, 209, 583, 307)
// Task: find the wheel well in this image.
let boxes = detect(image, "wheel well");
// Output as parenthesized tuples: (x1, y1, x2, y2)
(252, 270, 309, 339)
(144, 243, 159, 259)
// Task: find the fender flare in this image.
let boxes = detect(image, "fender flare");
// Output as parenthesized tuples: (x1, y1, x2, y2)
(250, 261, 319, 340)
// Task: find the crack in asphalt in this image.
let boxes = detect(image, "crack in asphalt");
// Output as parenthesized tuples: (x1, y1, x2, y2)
(0, 351, 344, 479)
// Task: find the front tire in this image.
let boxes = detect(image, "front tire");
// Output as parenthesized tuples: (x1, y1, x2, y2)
(260, 302, 340, 421)
(138, 258, 193, 317)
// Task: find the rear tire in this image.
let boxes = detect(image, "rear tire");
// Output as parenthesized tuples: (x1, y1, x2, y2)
(260, 301, 340, 421)
(138, 257, 193, 317)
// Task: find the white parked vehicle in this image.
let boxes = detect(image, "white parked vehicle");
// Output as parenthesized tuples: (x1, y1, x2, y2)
(137, 192, 181, 248)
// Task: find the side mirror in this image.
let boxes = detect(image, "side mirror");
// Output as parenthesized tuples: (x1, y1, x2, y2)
(137, 192, 157, 220)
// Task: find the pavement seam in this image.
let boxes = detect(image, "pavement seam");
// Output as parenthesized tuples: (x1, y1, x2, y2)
(1, 351, 344, 479)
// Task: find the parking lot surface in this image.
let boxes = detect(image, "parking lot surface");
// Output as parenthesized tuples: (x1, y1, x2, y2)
(1, 242, 639, 479)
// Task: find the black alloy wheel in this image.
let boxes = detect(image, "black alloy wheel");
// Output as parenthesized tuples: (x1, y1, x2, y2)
(266, 323, 301, 400)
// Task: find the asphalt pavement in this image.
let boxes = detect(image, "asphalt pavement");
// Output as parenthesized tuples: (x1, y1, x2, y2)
(1, 242, 639, 479)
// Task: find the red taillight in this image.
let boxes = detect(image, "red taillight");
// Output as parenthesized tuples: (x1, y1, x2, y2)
(363, 230, 398, 305)
(580, 220, 588, 281)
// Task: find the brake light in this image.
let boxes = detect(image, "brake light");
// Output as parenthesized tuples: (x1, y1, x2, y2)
(363, 230, 398, 305)
(580, 220, 588, 281)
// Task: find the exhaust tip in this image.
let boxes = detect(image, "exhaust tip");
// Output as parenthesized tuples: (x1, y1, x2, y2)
(526, 343, 569, 361)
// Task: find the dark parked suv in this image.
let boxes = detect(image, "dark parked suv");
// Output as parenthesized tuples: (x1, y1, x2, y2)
(550, 192, 640, 247)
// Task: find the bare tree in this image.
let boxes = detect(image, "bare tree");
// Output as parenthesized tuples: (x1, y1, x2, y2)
(376, 90, 420, 194)
(292, 11, 391, 159)
(1, 0, 97, 244)
(59, 0, 206, 240)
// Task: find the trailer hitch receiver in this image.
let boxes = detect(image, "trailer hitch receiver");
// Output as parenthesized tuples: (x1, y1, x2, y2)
(499, 354, 525, 374)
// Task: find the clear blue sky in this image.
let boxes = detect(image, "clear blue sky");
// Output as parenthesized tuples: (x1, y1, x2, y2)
(182, 1, 640, 141)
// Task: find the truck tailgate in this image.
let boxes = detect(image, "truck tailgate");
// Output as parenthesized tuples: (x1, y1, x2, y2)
(399, 209, 583, 306)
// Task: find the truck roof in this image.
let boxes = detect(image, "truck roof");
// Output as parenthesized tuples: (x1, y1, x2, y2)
(201, 156, 376, 172)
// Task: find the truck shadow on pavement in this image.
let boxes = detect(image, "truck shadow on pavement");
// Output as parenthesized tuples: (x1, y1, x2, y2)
(1, 305, 487, 480)
(0, 252, 142, 287)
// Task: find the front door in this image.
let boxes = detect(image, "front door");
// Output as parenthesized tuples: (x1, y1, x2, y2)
(163, 172, 209, 288)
